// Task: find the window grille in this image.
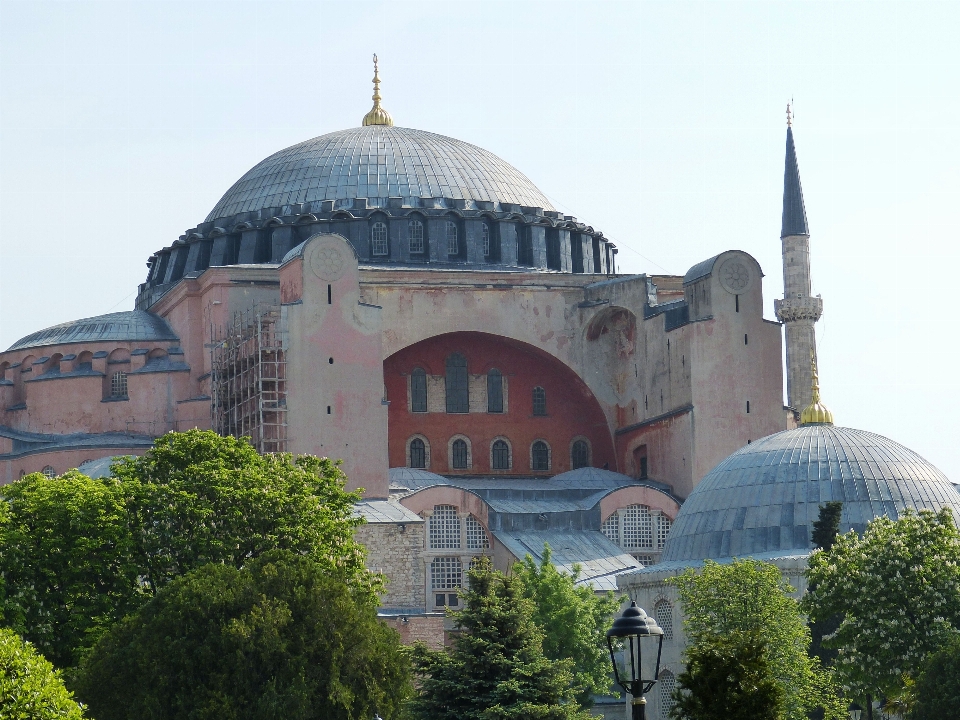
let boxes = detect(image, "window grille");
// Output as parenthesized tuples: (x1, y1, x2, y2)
(410, 438, 426, 469)
(601, 513, 620, 546)
(657, 671, 677, 717)
(371, 221, 388, 256)
(409, 219, 424, 253)
(655, 601, 674, 641)
(411, 368, 427, 412)
(111, 371, 128, 398)
(571, 440, 589, 469)
(622, 505, 653, 549)
(492, 440, 510, 470)
(41, 466, 56, 478)
(657, 515, 672, 550)
(428, 505, 461, 549)
(532, 441, 549, 471)
(446, 221, 458, 255)
(532, 386, 546, 416)
(452, 438, 468, 469)
(445, 353, 469, 413)
(633, 554, 657, 566)
(466, 515, 489, 550)
(487, 369, 503, 413)
(431, 556, 462, 590)
(482, 224, 491, 256)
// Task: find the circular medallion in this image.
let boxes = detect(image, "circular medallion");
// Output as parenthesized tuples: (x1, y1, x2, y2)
(309, 242, 346, 281)
(718, 258, 752, 295)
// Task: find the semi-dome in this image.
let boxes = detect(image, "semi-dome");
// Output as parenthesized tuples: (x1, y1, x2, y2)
(661, 425, 960, 564)
(8, 311, 179, 352)
(206, 125, 555, 223)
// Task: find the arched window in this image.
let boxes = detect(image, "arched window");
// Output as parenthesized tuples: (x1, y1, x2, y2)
(445, 353, 469, 413)
(657, 670, 677, 718)
(466, 515, 489, 550)
(41, 466, 56, 478)
(654, 600, 674, 641)
(487, 369, 503, 413)
(657, 514, 672, 550)
(411, 368, 427, 413)
(482, 223, 491, 257)
(110, 371, 128, 399)
(571, 439, 589, 469)
(371, 221, 388, 256)
(452, 438, 468, 469)
(410, 438, 426, 469)
(409, 219, 425, 254)
(492, 439, 510, 470)
(532, 440, 549, 471)
(601, 513, 620, 545)
(428, 505, 461, 549)
(532, 386, 546, 416)
(446, 221, 459, 255)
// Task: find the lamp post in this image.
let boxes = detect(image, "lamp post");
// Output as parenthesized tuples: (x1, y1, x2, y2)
(606, 601, 664, 720)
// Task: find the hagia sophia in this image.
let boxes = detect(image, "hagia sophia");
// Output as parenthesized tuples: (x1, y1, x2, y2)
(2, 58, 959, 718)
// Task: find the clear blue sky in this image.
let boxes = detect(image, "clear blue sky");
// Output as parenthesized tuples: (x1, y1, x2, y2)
(2, 0, 959, 480)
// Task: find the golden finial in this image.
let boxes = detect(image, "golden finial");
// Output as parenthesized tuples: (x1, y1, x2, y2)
(362, 53, 394, 127)
(786, 101, 793, 128)
(800, 350, 834, 425)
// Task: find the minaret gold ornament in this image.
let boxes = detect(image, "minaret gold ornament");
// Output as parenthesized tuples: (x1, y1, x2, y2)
(362, 54, 394, 127)
(799, 351, 834, 425)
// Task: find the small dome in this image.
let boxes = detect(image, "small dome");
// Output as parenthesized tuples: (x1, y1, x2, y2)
(661, 425, 960, 563)
(8, 311, 179, 352)
(205, 126, 555, 223)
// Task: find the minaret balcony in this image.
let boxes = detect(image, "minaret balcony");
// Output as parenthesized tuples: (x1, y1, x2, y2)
(774, 296, 823, 323)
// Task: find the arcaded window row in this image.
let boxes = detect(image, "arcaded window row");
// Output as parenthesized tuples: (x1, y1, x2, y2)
(407, 434, 591, 472)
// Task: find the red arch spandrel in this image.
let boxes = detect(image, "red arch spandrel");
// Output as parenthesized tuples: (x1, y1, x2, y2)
(384, 331, 615, 474)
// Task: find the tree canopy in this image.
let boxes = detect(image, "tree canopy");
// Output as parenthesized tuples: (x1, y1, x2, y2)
(0, 470, 142, 669)
(513, 545, 621, 707)
(408, 558, 591, 720)
(804, 508, 960, 704)
(909, 633, 960, 720)
(669, 630, 784, 720)
(670, 559, 844, 720)
(0, 627, 85, 720)
(74, 552, 409, 720)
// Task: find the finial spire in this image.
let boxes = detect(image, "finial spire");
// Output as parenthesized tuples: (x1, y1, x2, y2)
(781, 104, 808, 238)
(786, 101, 793, 127)
(800, 350, 834, 425)
(362, 53, 394, 127)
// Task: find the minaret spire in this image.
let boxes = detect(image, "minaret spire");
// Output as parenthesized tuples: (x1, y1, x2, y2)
(774, 107, 823, 411)
(362, 54, 394, 127)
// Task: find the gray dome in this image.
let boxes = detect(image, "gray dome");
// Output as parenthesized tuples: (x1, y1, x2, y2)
(8, 311, 179, 352)
(206, 126, 555, 223)
(661, 425, 960, 564)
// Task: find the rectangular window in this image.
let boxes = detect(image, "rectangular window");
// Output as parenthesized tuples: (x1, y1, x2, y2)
(431, 556, 463, 590)
(517, 225, 534, 266)
(446, 221, 459, 255)
(411, 369, 427, 413)
(428, 506, 461, 549)
(445, 354, 469, 413)
(571, 232, 583, 273)
(409, 220, 424, 254)
(546, 228, 561, 270)
(487, 370, 503, 413)
(622, 505, 653, 549)
(482, 224, 491, 257)
(371, 222, 389, 256)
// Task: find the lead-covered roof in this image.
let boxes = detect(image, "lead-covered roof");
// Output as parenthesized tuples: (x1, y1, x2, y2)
(7, 311, 179, 352)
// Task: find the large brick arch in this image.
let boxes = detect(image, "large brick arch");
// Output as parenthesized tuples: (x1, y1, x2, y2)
(384, 331, 616, 474)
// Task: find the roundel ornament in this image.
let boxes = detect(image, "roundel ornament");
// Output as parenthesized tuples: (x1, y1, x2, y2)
(309, 240, 347, 281)
(718, 257, 752, 295)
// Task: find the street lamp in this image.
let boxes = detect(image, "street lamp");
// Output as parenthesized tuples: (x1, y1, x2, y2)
(606, 601, 664, 720)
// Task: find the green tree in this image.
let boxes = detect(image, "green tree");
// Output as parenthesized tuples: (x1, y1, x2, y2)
(909, 634, 960, 720)
(669, 630, 784, 720)
(0, 471, 142, 669)
(803, 509, 960, 704)
(0, 627, 85, 720)
(113, 429, 377, 600)
(809, 501, 844, 670)
(74, 552, 409, 720)
(513, 544, 621, 707)
(670, 559, 844, 720)
(408, 558, 591, 720)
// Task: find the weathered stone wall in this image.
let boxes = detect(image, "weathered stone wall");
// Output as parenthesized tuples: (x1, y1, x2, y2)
(356, 521, 426, 610)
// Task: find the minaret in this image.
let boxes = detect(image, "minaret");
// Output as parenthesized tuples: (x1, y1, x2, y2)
(774, 104, 822, 410)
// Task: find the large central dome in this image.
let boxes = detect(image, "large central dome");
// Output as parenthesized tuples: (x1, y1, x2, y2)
(206, 126, 556, 223)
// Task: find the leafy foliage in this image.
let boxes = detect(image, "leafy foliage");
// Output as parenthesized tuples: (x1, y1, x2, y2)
(0, 627, 85, 720)
(74, 552, 410, 720)
(670, 559, 844, 720)
(112, 429, 376, 600)
(0, 471, 142, 669)
(408, 558, 591, 720)
(513, 544, 621, 707)
(669, 630, 783, 720)
(909, 633, 960, 720)
(809, 501, 844, 669)
(803, 509, 960, 703)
